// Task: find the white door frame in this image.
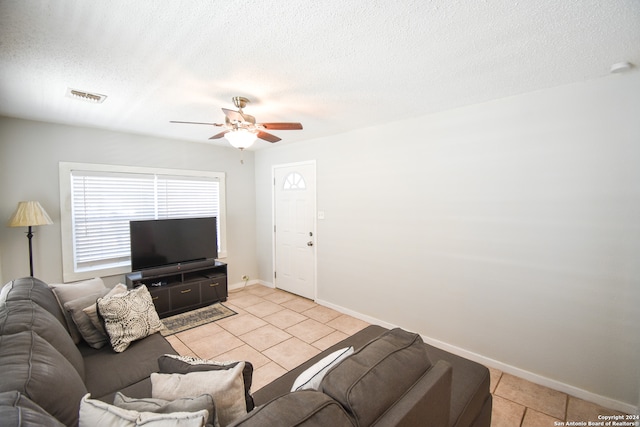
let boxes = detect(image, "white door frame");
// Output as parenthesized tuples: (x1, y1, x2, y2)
(271, 160, 317, 299)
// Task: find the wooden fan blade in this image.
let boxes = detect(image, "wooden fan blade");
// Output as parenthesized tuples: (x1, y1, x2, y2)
(222, 108, 247, 123)
(209, 131, 229, 140)
(257, 131, 281, 143)
(170, 120, 223, 126)
(261, 122, 303, 130)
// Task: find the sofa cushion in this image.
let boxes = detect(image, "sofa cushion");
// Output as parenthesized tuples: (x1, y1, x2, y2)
(97, 285, 165, 352)
(50, 277, 108, 344)
(1, 278, 68, 330)
(82, 332, 177, 401)
(113, 392, 216, 427)
(229, 390, 355, 427)
(320, 328, 432, 427)
(79, 394, 209, 427)
(0, 330, 88, 427)
(0, 391, 65, 427)
(158, 354, 255, 411)
(152, 362, 247, 427)
(0, 300, 85, 379)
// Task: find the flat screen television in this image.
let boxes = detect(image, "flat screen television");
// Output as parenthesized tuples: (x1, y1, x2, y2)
(129, 217, 218, 271)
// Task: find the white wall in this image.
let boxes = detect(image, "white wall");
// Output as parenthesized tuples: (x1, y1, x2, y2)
(0, 117, 258, 287)
(255, 74, 640, 410)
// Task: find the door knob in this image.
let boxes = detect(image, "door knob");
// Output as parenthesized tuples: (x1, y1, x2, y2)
(307, 241, 314, 247)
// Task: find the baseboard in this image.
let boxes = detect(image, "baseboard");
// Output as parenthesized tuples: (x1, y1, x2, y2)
(315, 298, 638, 415)
(257, 280, 275, 289)
(228, 279, 274, 292)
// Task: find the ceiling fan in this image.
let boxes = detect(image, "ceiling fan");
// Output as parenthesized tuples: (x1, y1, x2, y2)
(170, 96, 303, 150)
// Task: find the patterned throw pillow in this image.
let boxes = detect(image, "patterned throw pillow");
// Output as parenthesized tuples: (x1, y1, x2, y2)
(97, 286, 165, 352)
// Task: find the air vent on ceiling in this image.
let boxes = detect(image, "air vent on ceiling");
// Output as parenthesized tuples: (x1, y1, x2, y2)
(66, 88, 107, 103)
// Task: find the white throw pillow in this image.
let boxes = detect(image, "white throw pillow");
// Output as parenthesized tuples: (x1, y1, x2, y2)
(79, 394, 208, 427)
(113, 392, 216, 427)
(152, 362, 246, 427)
(290, 346, 354, 392)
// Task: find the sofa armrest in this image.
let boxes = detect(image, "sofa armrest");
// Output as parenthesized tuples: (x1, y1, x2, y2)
(374, 359, 452, 427)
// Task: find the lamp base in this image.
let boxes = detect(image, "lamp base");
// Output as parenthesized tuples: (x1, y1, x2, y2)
(26, 225, 34, 277)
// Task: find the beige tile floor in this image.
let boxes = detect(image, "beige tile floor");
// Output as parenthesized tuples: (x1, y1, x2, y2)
(164, 284, 628, 426)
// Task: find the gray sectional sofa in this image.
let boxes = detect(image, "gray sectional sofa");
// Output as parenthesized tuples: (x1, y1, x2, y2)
(250, 325, 492, 427)
(0, 277, 177, 426)
(0, 277, 491, 426)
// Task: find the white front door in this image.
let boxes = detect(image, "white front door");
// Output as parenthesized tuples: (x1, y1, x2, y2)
(273, 162, 316, 299)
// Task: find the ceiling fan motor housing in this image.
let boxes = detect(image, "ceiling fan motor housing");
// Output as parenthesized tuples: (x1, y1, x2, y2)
(232, 96, 250, 110)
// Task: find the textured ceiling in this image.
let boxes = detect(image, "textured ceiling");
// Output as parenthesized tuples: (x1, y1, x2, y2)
(1, 1, 639, 150)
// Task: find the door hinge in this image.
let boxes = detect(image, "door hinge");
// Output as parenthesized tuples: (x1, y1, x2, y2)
(274, 271, 277, 279)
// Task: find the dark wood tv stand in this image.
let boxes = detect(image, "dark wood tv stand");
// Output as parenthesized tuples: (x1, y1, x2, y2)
(125, 260, 227, 318)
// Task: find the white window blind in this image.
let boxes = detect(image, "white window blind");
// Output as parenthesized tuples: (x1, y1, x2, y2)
(72, 171, 156, 270)
(67, 168, 222, 276)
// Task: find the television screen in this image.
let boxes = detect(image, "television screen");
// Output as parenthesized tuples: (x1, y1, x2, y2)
(130, 217, 218, 271)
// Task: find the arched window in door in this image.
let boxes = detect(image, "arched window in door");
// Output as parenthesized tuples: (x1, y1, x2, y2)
(283, 172, 306, 190)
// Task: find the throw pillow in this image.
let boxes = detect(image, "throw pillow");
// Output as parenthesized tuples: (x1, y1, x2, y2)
(113, 392, 216, 427)
(79, 394, 209, 427)
(152, 362, 246, 427)
(49, 277, 107, 343)
(83, 283, 127, 337)
(97, 285, 165, 352)
(64, 291, 108, 349)
(158, 354, 254, 412)
(290, 346, 354, 392)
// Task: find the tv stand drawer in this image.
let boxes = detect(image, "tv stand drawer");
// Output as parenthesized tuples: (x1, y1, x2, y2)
(202, 276, 227, 303)
(170, 283, 200, 308)
(148, 287, 170, 315)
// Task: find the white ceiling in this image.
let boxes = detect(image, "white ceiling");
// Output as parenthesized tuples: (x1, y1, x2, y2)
(1, 1, 638, 150)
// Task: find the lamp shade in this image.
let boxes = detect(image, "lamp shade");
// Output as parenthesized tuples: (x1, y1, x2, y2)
(225, 129, 258, 150)
(7, 201, 53, 227)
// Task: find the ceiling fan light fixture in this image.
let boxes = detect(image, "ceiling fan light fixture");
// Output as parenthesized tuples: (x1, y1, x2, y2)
(225, 128, 258, 150)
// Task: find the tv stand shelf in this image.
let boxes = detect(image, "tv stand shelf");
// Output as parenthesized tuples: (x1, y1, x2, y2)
(125, 260, 227, 318)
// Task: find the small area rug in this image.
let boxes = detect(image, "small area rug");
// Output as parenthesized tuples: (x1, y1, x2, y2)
(160, 303, 236, 336)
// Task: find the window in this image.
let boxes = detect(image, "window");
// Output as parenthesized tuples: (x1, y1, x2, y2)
(283, 172, 306, 190)
(59, 162, 226, 282)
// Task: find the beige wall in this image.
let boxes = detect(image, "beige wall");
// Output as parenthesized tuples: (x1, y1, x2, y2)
(0, 118, 258, 287)
(255, 74, 640, 410)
